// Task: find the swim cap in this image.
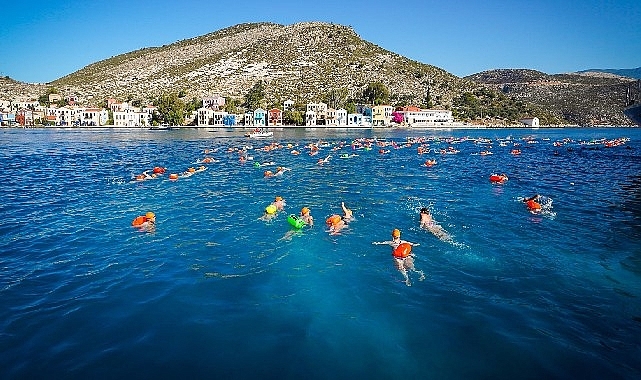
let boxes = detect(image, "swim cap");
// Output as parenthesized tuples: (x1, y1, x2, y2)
(275, 196, 283, 201)
(392, 229, 401, 238)
(146, 212, 155, 219)
(188, 167, 195, 172)
(301, 207, 310, 215)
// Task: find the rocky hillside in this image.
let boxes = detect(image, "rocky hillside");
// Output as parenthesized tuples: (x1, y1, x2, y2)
(1, 22, 635, 126)
(48, 22, 473, 109)
(465, 69, 636, 125)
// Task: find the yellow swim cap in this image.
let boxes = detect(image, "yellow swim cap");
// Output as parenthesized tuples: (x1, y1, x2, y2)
(392, 228, 401, 238)
(301, 207, 310, 215)
(146, 212, 155, 219)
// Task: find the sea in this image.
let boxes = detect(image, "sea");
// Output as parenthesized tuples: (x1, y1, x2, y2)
(1, 127, 640, 380)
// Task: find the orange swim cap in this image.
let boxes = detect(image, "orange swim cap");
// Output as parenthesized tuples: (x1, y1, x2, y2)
(275, 196, 283, 201)
(301, 207, 310, 215)
(392, 229, 401, 238)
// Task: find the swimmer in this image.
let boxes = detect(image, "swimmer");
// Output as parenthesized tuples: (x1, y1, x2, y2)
(274, 166, 291, 176)
(300, 207, 314, 227)
(372, 228, 424, 286)
(132, 211, 156, 232)
(419, 208, 451, 241)
(317, 155, 331, 165)
(180, 167, 196, 178)
(326, 214, 346, 235)
(273, 196, 286, 211)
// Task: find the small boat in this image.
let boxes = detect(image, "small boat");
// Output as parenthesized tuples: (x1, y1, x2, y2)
(245, 128, 274, 139)
(149, 124, 174, 131)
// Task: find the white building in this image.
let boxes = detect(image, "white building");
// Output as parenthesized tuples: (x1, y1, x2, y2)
(113, 104, 153, 127)
(396, 107, 453, 125)
(306, 102, 327, 125)
(519, 117, 540, 128)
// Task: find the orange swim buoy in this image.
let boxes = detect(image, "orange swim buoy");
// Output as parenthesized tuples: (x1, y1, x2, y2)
(153, 166, 165, 174)
(526, 199, 541, 211)
(169, 173, 179, 180)
(393, 243, 412, 258)
(132, 215, 147, 227)
(326, 214, 342, 225)
(489, 174, 508, 184)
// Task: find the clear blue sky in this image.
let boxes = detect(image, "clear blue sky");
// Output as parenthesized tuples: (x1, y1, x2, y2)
(1, 0, 639, 83)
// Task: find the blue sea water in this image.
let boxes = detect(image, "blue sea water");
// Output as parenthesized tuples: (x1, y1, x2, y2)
(1, 127, 640, 379)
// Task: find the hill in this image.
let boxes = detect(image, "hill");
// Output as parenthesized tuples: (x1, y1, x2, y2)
(576, 67, 641, 80)
(465, 69, 636, 125)
(0, 22, 636, 126)
(49, 22, 473, 110)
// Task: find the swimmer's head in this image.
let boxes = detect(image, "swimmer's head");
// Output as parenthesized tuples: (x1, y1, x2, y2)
(146, 212, 155, 219)
(275, 196, 283, 202)
(301, 207, 310, 215)
(392, 228, 401, 238)
(420, 208, 429, 214)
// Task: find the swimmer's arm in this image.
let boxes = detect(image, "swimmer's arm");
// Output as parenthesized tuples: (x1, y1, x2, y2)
(372, 240, 392, 245)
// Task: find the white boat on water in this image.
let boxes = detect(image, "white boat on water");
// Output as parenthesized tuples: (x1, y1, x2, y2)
(245, 128, 274, 139)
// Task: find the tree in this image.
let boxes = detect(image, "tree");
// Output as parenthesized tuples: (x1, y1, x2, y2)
(283, 110, 304, 126)
(363, 82, 389, 105)
(323, 88, 349, 109)
(154, 93, 186, 126)
(244, 80, 266, 111)
(224, 97, 242, 114)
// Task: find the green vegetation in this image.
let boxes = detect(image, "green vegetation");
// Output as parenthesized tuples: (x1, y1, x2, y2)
(153, 93, 186, 126)
(244, 81, 266, 111)
(362, 82, 390, 105)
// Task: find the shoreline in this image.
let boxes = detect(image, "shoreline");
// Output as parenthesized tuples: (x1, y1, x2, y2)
(1, 124, 636, 131)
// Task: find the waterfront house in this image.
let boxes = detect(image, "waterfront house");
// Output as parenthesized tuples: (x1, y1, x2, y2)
(80, 108, 108, 126)
(395, 106, 453, 125)
(243, 112, 254, 126)
(348, 113, 362, 127)
(113, 104, 152, 127)
(519, 117, 540, 128)
(326, 108, 348, 126)
(223, 114, 236, 126)
(268, 108, 283, 126)
(254, 108, 267, 126)
(283, 100, 294, 111)
(305, 110, 317, 126)
(306, 102, 327, 125)
(372, 105, 393, 126)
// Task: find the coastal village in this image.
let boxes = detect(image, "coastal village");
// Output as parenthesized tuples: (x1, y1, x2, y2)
(0, 93, 540, 129)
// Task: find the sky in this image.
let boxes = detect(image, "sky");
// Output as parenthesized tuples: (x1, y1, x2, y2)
(1, 0, 639, 83)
